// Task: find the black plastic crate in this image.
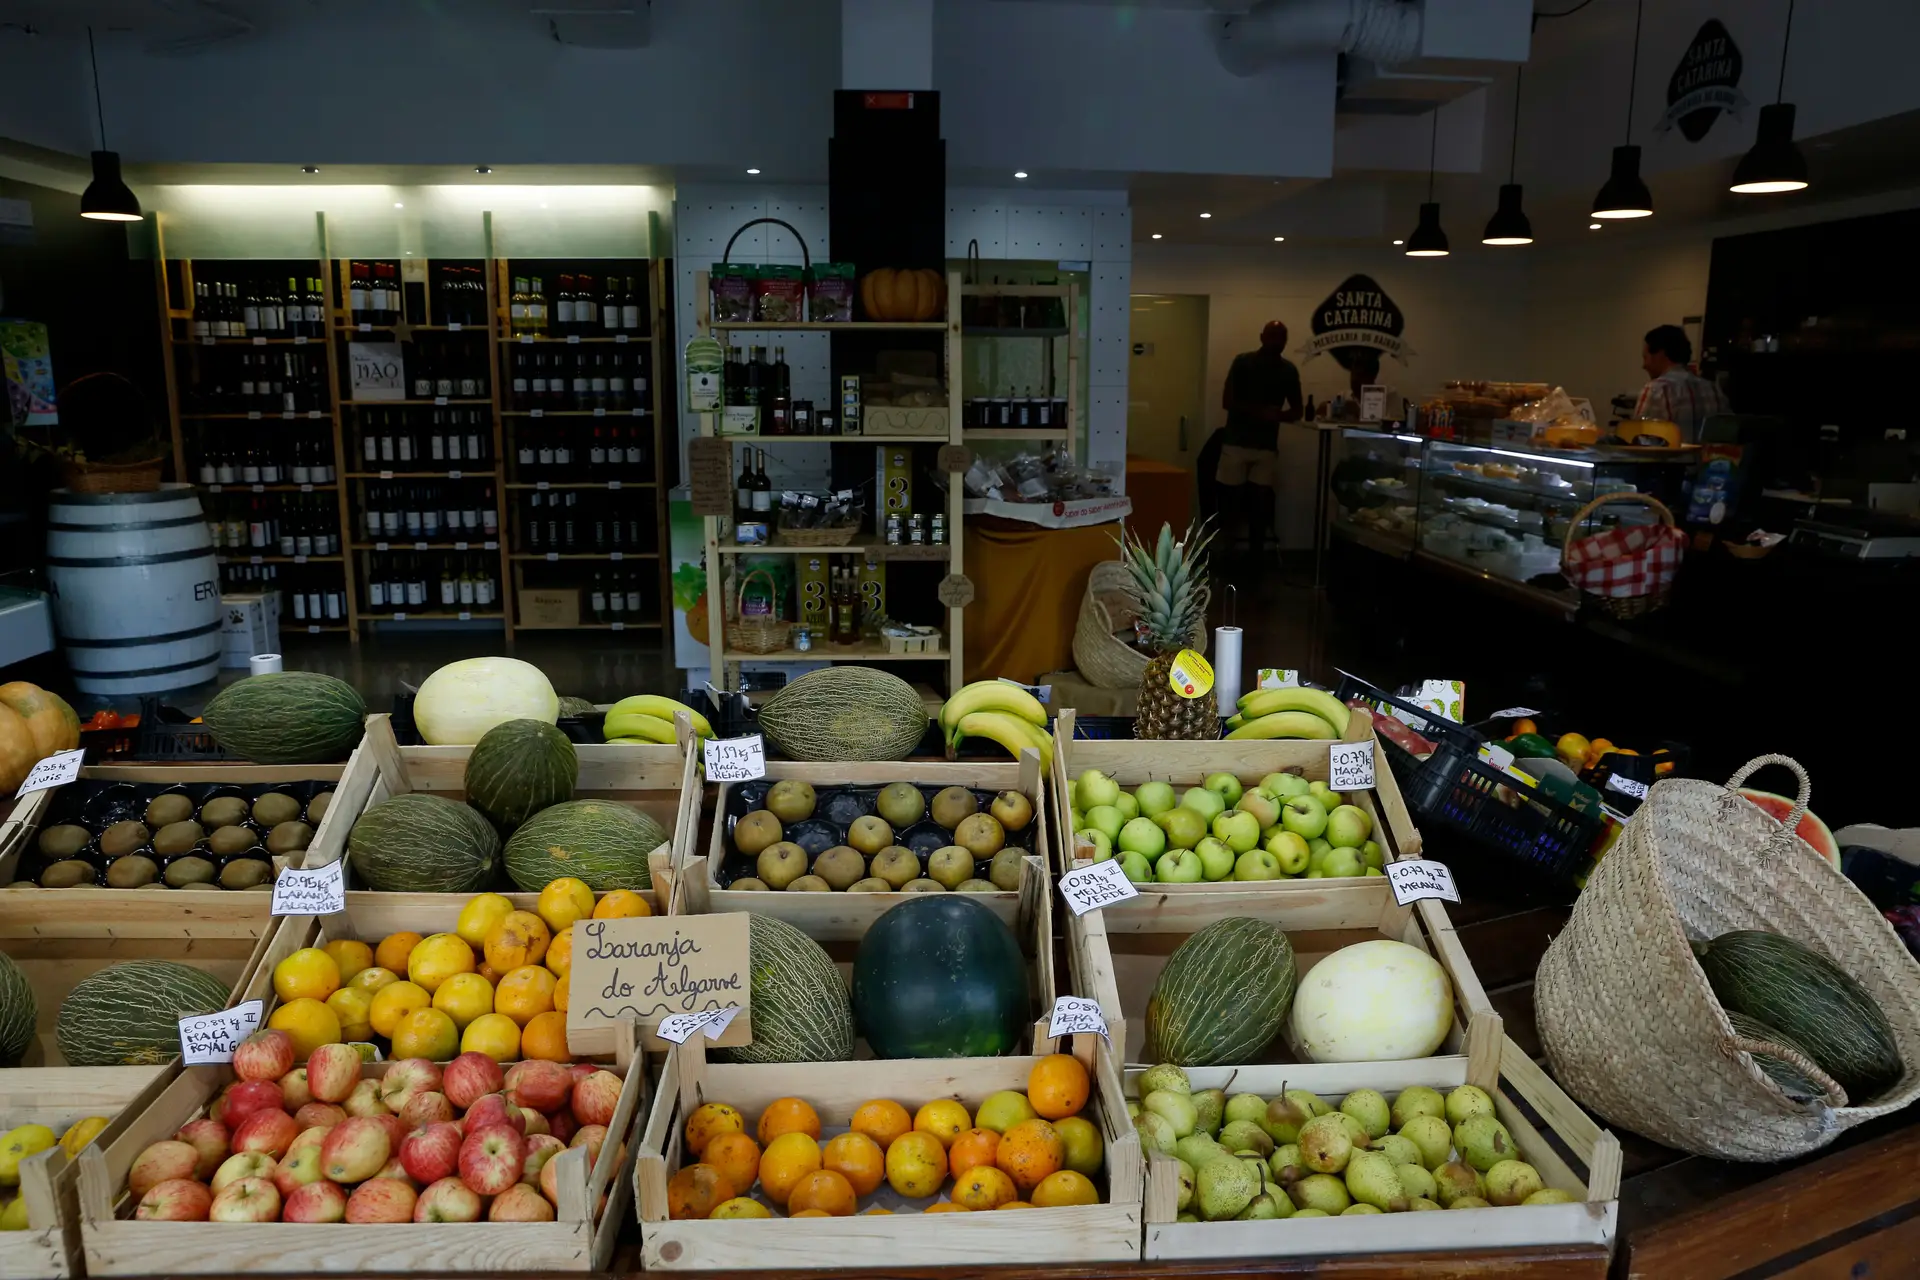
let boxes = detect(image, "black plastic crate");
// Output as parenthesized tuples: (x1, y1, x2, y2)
(1470, 709, 1690, 818)
(77, 698, 230, 763)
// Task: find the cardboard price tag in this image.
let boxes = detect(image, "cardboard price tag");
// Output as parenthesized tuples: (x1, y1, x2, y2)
(657, 1006, 742, 1046)
(1606, 773, 1650, 800)
(1386, 859, 1461, 906)
(1327, 740, 1376, 793)
(703, 734, 766, 782)
(1058, 860, 1140, 917)
(179, 1000, 265, 1065)
(270, 859, 346, 916)
(1047, 996, 1111, 1045)
(14, 748, 84, 799)
(937, 574, 976, 608)
(567, 915, 751, 1053)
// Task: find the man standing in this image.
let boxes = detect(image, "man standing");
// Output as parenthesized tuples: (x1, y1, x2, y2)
(1216, 320, 1303, 562)
(1634, 324, 1730, 440)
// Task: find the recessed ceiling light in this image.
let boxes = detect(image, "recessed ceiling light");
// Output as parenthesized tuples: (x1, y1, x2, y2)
(1392, 239, 1405, 245)
(475, 165, 492, 174)
(1589, 222, 1602, 230)
(1199, 212, 1212, 218)
(393, 202, 404, 208)
(1151, 233, 1163, 240)
(1014, 171, 1029, 179)
(746, 167, 761, 175)
(301, 165, 319, 174)
(1273, 236, 1285, 242)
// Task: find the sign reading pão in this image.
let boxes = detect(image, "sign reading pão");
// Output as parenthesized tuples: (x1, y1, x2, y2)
(565, 915, 753, 1054)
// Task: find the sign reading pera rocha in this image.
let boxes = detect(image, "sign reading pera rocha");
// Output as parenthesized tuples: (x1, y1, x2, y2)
(565, 914, 752, 1054)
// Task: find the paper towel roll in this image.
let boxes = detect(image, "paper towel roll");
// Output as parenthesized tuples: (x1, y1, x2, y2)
(1214, 626, 1243, 717)
(249, 653, 284, 676)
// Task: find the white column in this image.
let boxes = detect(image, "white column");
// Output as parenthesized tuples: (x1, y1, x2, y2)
(841, 0, 932, 89)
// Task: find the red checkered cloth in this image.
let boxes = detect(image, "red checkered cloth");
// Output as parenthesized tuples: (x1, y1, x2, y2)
(1564, 520, 1686, 598)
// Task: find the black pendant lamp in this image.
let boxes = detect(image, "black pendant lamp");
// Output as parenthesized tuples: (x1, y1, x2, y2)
(79, 28, 141, 223)
(1731, 0, 1809, 194)
(1591, 0, 1653, 220)
(1483, 66, 1534, 245)
(1405, 110, 1450, 257)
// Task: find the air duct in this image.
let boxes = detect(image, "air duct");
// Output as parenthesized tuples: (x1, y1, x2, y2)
(1211, 0, 1421, 77)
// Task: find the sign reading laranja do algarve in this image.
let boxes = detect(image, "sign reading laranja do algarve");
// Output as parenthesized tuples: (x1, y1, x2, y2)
(565, 914, 752, 1053)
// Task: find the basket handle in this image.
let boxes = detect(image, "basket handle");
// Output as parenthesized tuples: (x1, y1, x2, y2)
(1560, 490, 1677, 562)
(1720, 754, 1812, 857)
(965, 238, 981, 286)
(721, 218, 811, 273)
(1722, 1028, 1849, 1109)
(732, 566, 779, 618)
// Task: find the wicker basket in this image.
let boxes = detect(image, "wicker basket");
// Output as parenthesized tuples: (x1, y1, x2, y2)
(1535, 755, 1920, 1161)
(1561, 492, 1682, 619)
(1071, 560, 1207, 689)
(59, 456, 165, 494)
(723, 567, 790, 655)
(773, 521, 859, 548)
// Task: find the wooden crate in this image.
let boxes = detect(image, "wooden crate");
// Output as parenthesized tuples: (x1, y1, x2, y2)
(1134, 1037, 1621, 1260)
(632, 1036, 1143, 1270)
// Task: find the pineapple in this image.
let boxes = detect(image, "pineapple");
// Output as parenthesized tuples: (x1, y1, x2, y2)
(1117, 520, 1217, 740)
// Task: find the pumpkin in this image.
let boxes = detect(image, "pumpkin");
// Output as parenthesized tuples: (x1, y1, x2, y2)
(0, 706, 35, 795)
(0, 683, 80, 758)
(860, 268, 946, 321)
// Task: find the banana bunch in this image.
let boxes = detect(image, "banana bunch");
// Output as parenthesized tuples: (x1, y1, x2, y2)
(1223, 686, 1351, 741)
(603, 694, 714, 745)
(938, 679, 1052, 768)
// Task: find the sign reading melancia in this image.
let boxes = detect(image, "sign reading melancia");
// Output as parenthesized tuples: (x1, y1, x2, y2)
(1658, 19, 1747, 141)
(1299, 273, 1411, 367)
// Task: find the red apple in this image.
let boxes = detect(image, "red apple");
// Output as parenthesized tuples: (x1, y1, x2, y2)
(538, 1152, 563, 1207)
(210, 1151, 276, 1193)
(273, 1142, 324, 1197)
(135, 1178, 212, 1222)
(373, 1154, 414, 1185)
(305, 1043, 361, 1105)
(343, 1078, 391, 1119)
(208, 1090, 232, 1129)
(519, 1107, 550, 1137)
(344, 1177, 416, 1224)
(488, 1182, 555, 1222)
(463, 1093, 524, 1136)
(129, 1141, 201, 1198)
(544, 1108, 578, 1145)
(413, 1176, 483, 1223)
(521, 1134, 564, 1185)
(278, 1067, 313, 1110)
(459, 1124, 526, 1197)
(399, 1122, 463, 1185)
(504, 1060, 572, 1113)
(231, 1029, 296, 1082)
(208, 1176, 280, 1223)
(569, 1124, 607, 1170)
(281, 1179, 348, 1223)
(293, 1102, 346, 1131)
(441, 1052, 505, 1110)
(570, 1071, 622, 1128)
(220, 1079, 285, 1128)
(399, 1091, 454, 1132)
(288, 1125, 331, 1154)
(232, 1109, 300, 1160)
(567, 1063, 597, 1086)
(173, 1120, 230, 1181)
(372, 1112, 408, 1152)
(320, 1117, 391, 1184)
(378, 1058, 443, 1114)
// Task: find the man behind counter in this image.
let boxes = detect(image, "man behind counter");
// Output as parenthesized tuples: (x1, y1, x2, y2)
(1635, 324, 1730, 440)
(1216, 320, 1303, 562)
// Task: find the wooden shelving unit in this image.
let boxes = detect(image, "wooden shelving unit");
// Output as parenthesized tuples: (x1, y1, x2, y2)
(957, 280, 1080, 458)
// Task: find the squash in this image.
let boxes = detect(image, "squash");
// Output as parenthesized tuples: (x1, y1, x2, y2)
(859, 268, 946, 321)
(0, 683, 80, 758)
(0, 707, 36, 796)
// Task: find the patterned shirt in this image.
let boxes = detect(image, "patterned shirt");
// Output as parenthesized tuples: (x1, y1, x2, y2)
(1633, 366, 1730, 439)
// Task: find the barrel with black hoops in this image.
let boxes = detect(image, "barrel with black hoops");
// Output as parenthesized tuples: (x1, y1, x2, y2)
(45, 484, 223, 695)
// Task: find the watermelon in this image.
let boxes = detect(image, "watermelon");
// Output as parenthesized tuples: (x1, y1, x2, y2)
(756, 667, 927, 762)
(1694, 930, 1902, 1104)
(465, 719, 578, 829)
(716, 915, 853, 1065)
(202, 672, 367, 764)
(348, 793, 501, 893)
(58, 961, 232, 1066)
(1737, 788, 1839, 868)
(1145, 917, 1296, 1066)
(0, 952, 37, 1066)
(503, 799, 667, 892)
(851, 896, 1028, 1058)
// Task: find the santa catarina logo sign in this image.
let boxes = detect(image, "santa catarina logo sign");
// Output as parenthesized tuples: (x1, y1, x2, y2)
(1659, 19, 1747, 141)
(1301, 273, 1408, 366)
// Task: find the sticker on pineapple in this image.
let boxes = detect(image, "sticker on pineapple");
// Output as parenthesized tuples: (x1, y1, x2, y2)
(1168, 649, 1214, 700)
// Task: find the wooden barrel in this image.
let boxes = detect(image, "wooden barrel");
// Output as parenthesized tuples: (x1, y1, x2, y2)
(45, 484, 223, 695)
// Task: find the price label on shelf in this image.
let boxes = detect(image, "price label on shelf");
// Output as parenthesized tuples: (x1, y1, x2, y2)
(14, 748, 85, 799)
(615, 333, 629, 344)
(270, 859, 346, 917)
(247, 411, 262, 420)
(1386, 860, 1461, 907)
(567, 335, 581, 345)
(178, 1000, 265, 1066)
(250, 484, 265, 494)
(433, 396, 448, 406)
(281, 411, 295, 421)
(657, 1006, 741, 1046)
(308, 410, 323, 420)
(458, 611, 472, 622)
(293, 555, 308, 564)
(375, 542, 390, 551)
(358, 323, 373, 333)
(454, 541, 469, 551)
(1327, 740, 1376, 793)
(545, 552, 559, 562)
(484, 541, 498, 550)
(380, 470, 394, 480)
(703, 735, 766, 783)
(610, 622, 625, 632)
(207, 484, 223, 493)
(200, 336, 215, 346)
(447, 323, 463, 332)
(609, 551, 624, 561)
(252, 335, 266, 346)
(631, 407, 645, 416)
(445, 470, 460, 480)
(531, 409, 545, 418)
(536, 481, 550, 491)
(1047, 996, 1111, 1046)
(518, 334, 532, 344)
(299, 484, 314, 493)
(594, 408, 606, 418)
(1058, 860, 1140, 917)
(607, 481, 621, 490)
(392, 612, 408, 622)
(1606, 773, 1650, 801)
(413, 542, 428, 551)
(307, 625, 321, 635)
(248, 555, 263, 565)
(293, 335, 308, 346)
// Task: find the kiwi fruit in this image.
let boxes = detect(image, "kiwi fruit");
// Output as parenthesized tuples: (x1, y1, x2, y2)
(143, 793, 195, 827)
(266, 821, 314, 856)
(207, 825, 260, 858)
(151, 821, 205, 857)
(39, 860, 97, 888)
(930, 786, 979, 830)
(251, 793, 302, 827)
(105, 855, 160, 889)
(306, 791, 333, 824)
(219, 859, 273, 890)
(36, 825, 91, 859)
(98, 821, 151, 857)
(163, 856, 218, 889)
(199, 796, 248, 829)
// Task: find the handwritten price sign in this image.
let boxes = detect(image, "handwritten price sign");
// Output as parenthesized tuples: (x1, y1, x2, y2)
(703, 734, 766, 783)
(1327, 740, 1377, 793)
(13, 748, 84, 799)
(178, 1000, 265, 1065)
(657, 1006, 742, 1046)
(1047, 996, 1111, 1046)
(1606, 773, 1650, 801)
(270, 859, 346, 917)
(1386, 860, 1461, 907)
(1058, 860, 1140, 917)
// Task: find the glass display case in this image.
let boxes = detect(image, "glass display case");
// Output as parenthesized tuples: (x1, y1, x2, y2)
(1330, 428, 1425, 556)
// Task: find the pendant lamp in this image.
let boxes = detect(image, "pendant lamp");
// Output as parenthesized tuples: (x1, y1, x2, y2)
(1483, 66, 1534, 245)
(1405, 110, 1450, 257)
(1591, 0, 1653, 220)
(80, 28, 141, 223)
(1730, 0, 1809, 194)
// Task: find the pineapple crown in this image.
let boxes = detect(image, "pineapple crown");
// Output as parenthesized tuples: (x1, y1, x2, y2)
(1114, 519, 1213, 651)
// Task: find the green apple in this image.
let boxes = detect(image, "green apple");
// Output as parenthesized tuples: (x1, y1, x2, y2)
(1360, 839, 1384, 870)
(1070, 808, 1084, 832)
(1235, 847, 1282, 880)
(1235, 790, 1280, 829)
(1203, 772, 1244, 807)
(1117, 816, 1168, 860)
(1157, 806, 1210, 850)
(1075, 769, 1121, 811)
(1086, 804, 1125, 842)
(1113, 792, 1141, 821)
(1364, 866, 1384, 876)
(1156, 847, 1204, 882)
(1180, 786, 1226, 824)
(1308, 837, 1332, 860)
(1325, 804, 1372, 849)
(1265, 830, 1310, 875)
(1322, 847, 1363, 878)
(1194, 836, 1237, 881)
(1144, 1089, 1199, 1138)
(1075, 828, 1113, 862)
(1280, 795, 1328, 840)
(1118, 850, 1154, 883)
(1261, 823, 1282, 845)
(1307, 780, 1336, 806)
(1134, 780, 1177, 818)
(1212, 809, 1262, 854)
(1260, 772, 1311, 799)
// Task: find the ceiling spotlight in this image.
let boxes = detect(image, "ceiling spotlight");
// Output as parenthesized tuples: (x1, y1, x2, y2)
(746, 167, 761, 175)
(1589, 222, 1603, 230)
(1151, 233, 1163, 240)
(1272, 236, 1285, 242)
(475, 165, 492, 174)
(393, 202, 404, 208)
(1393, 239, 1405, 245)
(1199, 212, 1212, 218)
(301, 165, 319, 175)
(1014, 171, 1029, 179)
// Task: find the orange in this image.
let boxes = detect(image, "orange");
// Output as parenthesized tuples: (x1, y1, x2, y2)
(756, 1098, 821, 1147)
(883, 1131, 947, 1199)
(684, 1103, 746, 1157)
(268, 997, 342, 1057)
(974, 1090, 1036, 1134)
(666, 1164, 736, 1221)
(1031, 1169, 1099, 1207)
(850, 1099, 912, 1151)
(758, 1132, 821, 1207)
(521, 1011, 573, 1062)
(995, 1200, 1036, 1210)
(495, 966, 557, 1025)
(786, 1168, 856, 1217)
(789, 1209, 831, 1218)
(708, 1197, 771, 1220)
(455, 893, 515, 949)
(374, 932, 423, 974)
(459, 1012, 521, 1062)
(544, 927, 574, 980)
(478, 961, 504, 985)
(1055, 1115, 1103, 1177)
(431, 971, 494, 1030)
(484, 911, 551, 971)
(1511, 718, 1539, 737)
(322, 939, 373, 984)
(947, 1128, 1001, 1179)
(951, 1165, 1017, 1211)
(1027, 1054, 1091, 1120)
(325, 986, 374, 1042)
(368, 980, 430, 1038)
(820, 1131, 885, 1197)
(392, 1007, 459, 1061)
(552, 973, 570, 1013)
(273, 948, 342, 1003)
(913, 1098, 971, 1147)
(407, 932, 477, 994)
(995, 1119, 1064, 1194)
(536, 878, 596, 933)
(923, 1202, 968, 1213)
(593, 889, 652, 919)
(347, 965, 400, 995)
(703, 1132, 761, 1192)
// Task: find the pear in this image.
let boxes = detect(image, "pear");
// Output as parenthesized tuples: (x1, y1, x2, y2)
(1292, 1208, 1330, 1218)
(1483, 1159, 1544, 1206)
(1390, 1085, 1447, 1129)
(1222, 1093, 1269, 1128)
(1399, 1114, 1454, 1171)
(1373, 1134, 1421, 1169)
(1262, 1094, 1313, 1145)
(1191, 1088, 1226, 1137)
(1285, 1088, 1331, 1120)
(1432, 1161, 1484, 1206)
(1410, 1196, 1443, 1210)
(1174, 1134, 1223, 1170)
(1445, 1084, 1496, 1127)
(1235, 1190, 1283, 1220)
(1523, 1187, 1577, 1206)
(1173, 1158, 1195, 1211)
(1334, 1111, 1371, 1150)
(1219, 1120, 1273, 1158)
(1448, 1195, 1491, 1209)
(1144, 1089, 1199, 1139)
(1176, 1211, 1200, 1223)
(1339, 1089, 1391, 1140)
(1138, 1063, 1191, 1096)
(1287, 1172, 1351, 1214)
(1297, 1114, 1352, 1175)
(1269, 1143, 1304, 1185)
(1453, 1114, 1516, 1172)
(1262, 1182, 1297, 1218)
(1136, 1111, 1178, 1155)
(1396, 1162, 1438, 1203)
(1196, 1151, 1260, 1221)
(1343, 1149, 1409, 1212)
(1343, 1203, 1384, 1214)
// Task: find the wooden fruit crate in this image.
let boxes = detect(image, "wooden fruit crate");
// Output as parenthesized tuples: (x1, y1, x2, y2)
(1134, 1038, 1620, 1259)
(632, 1035, 1143, 1270)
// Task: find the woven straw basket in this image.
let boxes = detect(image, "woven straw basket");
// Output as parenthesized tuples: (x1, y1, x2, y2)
(1536, 755, 1920, 1162)
(1072, 560, 1208, 689)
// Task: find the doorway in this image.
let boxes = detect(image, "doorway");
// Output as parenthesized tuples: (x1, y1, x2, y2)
(1127, 295, 1210, 471)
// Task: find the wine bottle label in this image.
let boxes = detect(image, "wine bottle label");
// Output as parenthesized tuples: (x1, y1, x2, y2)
(626, 445, 643, 465)
(591, 591, 607, 611)
(519, 446, 535, 464)
(513, 377, 528, 394)
(467, 434, 482, 459)
(591, 377, 608, 394)
(294, 593, 309, 619)
(557, 300, 574, 325)
(460, 581, 476, 605)
(350, 286, 368, 311)
(476, 580, 494, 605)
(510, 303, 527, 321)
(441, 582, 458, 605)
(304, 304, 321, 323)
(407, 582, 426, 606)
(623, 305, 640, 330)
(243, 306, 260, 331)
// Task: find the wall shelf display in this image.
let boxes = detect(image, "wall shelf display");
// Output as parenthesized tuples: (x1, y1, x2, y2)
(957, 279, 1080, 456)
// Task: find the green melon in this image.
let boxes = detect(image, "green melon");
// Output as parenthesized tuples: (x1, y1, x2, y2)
(0, 952, 37, 1065)
(202, 672, 367, 764)
(716, 915, 853, 1064)
(557, 697, 597, 718)
(503, 799, 667, 892)
(348, 793, 501, 893)
(755, 667, 927, 762)
(58, 961, 232, 1066)
(465, 719, 578, 829)
(1145, 917, 1297, 1066)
